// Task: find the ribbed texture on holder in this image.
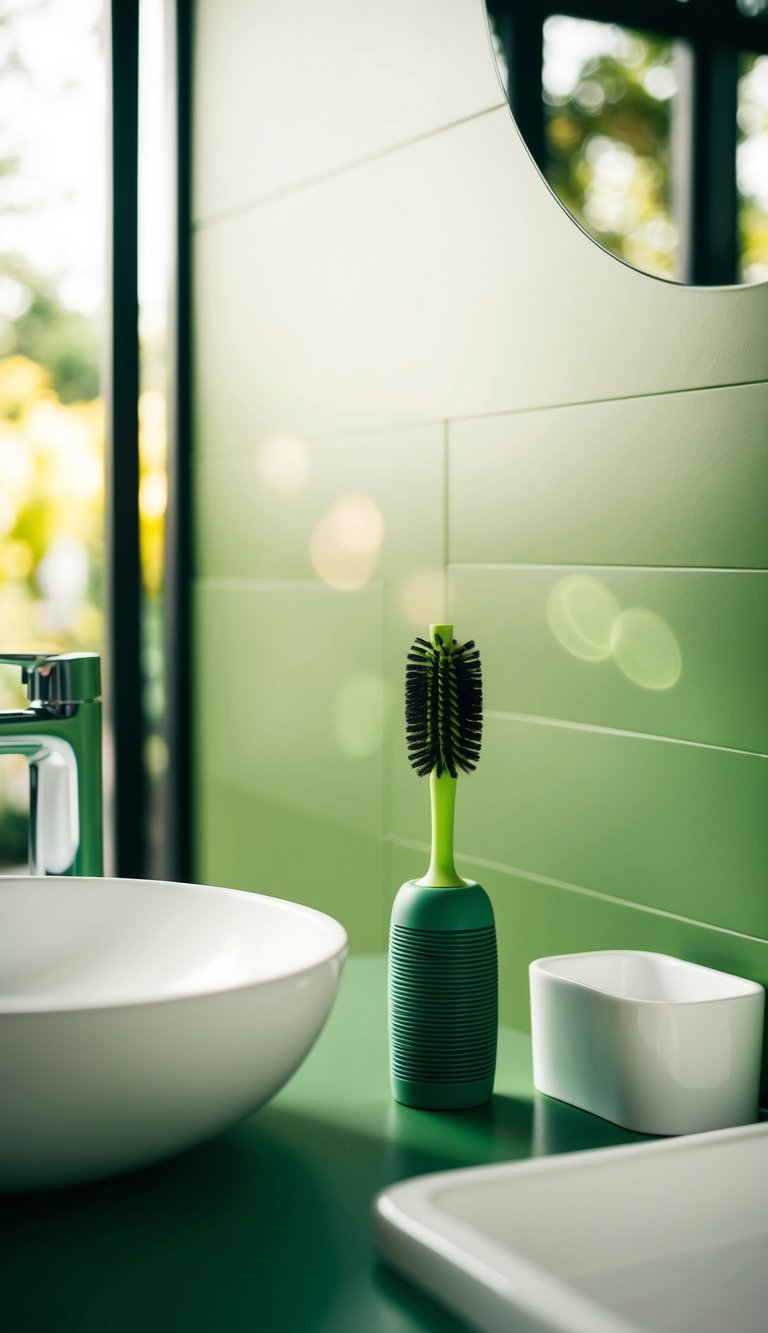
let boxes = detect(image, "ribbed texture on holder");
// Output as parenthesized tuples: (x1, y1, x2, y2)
(389, 924, 498, 1085)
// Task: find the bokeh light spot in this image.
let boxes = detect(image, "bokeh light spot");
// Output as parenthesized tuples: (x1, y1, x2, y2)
(36, 537, 89, 630)
(144, 733, 168, 778)
(400, 569, 447, 628)
(611, 608, 682, 690)
(333, 673, 390, 758)
(547, 575, 620, 661)
(0, 492, 17, 538)
(139, 391, 167, 467)
(327, 493, 385, 554)
(257, 432, 311, 492)
(309, 513, 380, 592)
(139, 471, 167, 520)
(0, 540, 33, 579)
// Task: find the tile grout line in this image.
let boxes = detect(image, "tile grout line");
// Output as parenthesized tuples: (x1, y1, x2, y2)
(449, 562, 768, 575)
(385, 835, 768, 946)
(192, 568, 768, 584)
(194, 576, 385, 592)
(193, 103, 508, 232)
(444, 377, 768, 425)
(189, 375, 768, 463)
(484, 709, 768, 760)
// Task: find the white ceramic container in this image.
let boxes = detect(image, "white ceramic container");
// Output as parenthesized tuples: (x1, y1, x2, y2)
(0, 876, 347, 1190)
(529, 951, 764, 1135)
(374, 1121, 768, 1333)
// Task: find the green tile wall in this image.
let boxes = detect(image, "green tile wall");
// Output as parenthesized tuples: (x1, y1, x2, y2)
(450, 566, 768, 753)
(392, 713, 768, 937)
(194, 580, 387, 950)
(191, 0, 768, 1081)
(449, 385, 768, 569)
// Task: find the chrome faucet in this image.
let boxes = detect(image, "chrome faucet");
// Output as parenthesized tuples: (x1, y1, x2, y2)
(0, 653, 103, 875)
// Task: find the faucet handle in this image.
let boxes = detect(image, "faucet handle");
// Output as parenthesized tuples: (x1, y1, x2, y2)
(0, 652, 101, 705)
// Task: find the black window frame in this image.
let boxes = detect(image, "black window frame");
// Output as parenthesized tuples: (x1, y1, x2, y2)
(108, 0, 191, 881)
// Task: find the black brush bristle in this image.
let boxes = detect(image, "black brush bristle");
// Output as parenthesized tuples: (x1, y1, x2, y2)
(405, 633, 483, 778)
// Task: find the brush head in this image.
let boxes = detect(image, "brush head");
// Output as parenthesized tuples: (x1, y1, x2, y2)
(405, 630, 483, 778)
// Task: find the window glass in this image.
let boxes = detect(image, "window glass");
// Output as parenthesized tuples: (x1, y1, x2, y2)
(0, 0, 104, 869)
(139, 0, 169, 874)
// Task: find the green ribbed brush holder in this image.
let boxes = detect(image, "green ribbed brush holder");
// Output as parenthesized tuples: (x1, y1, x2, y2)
(388, 879, 498, 1110)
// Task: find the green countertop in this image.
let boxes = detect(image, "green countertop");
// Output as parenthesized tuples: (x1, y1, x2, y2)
(1, 956, 646, 1333)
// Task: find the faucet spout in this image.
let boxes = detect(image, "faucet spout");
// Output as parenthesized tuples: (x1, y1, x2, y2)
(0, 654, 103, 876)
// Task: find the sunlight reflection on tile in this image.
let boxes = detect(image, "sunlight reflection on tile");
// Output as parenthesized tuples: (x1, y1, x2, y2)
(546, 575, 619, 662)
(611, 607, 682, 691)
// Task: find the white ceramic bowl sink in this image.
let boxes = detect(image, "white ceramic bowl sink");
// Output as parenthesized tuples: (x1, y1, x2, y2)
(0, 876, 347, 1191)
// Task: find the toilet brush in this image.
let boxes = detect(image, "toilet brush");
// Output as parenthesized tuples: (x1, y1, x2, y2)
(388, 624, 498, 1110)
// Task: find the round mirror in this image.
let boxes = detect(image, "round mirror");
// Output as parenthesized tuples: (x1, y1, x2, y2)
(485, 1, 768, 285)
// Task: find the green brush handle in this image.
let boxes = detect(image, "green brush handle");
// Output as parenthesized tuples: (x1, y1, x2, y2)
(430, 623, 453, 645)
(419, 624, 464, 888)
(418, 771, 464, 887)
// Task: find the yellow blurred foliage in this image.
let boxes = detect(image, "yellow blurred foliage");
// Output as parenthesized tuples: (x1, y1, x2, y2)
(0, 356, 51, 418)
(0, 354, 166, 648)
(139, 388, 167, 598)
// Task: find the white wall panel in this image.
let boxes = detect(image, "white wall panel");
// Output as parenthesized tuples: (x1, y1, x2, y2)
(195, 425, 444, 580)
(193, 0, 504, 223)
(194, 109, 768, 446)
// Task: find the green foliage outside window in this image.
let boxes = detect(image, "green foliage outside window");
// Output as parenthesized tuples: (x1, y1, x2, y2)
(0, 298, 104, 864)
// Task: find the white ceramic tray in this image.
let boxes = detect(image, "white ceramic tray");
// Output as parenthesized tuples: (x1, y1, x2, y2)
(530, 951, 764, 1135)
(374, 1121, 768, 1333)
